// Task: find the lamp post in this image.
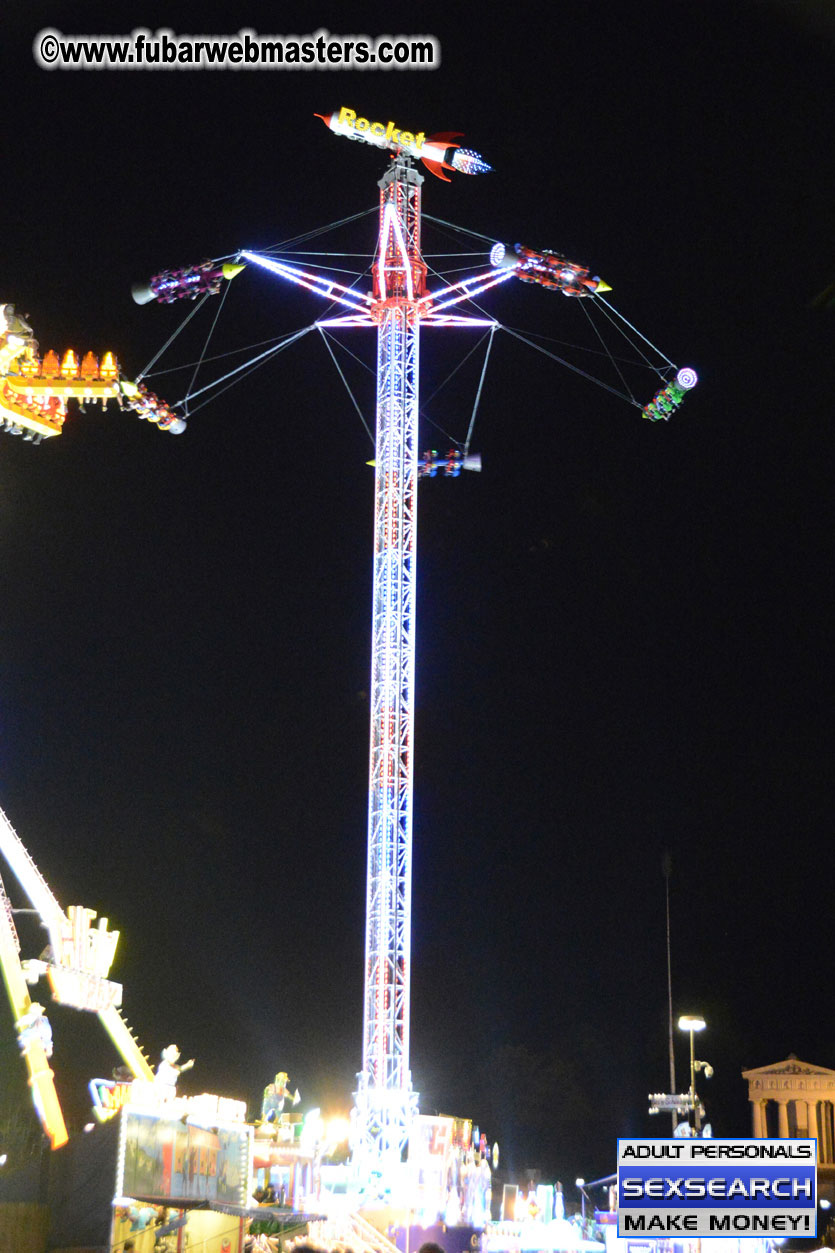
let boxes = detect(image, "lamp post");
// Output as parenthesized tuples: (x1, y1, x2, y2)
(678, 1014, 706, 1132)
(576, 1178, 587, 1224)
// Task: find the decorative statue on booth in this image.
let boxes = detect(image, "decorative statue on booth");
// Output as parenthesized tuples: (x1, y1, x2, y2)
(261, 1071, 300, 1124)
(0, 305, 37, 369)
(154, 1044, 194, 1099)
(16, 1002, 53, 1058)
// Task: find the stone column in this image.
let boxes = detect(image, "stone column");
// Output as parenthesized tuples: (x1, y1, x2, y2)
(777, 1099, 790, 1138)
(808, 1100, 819, 1159)
(752, 1100, 766, 1138)
(796, 1098, 809, 1136)
(817, 1102, 827, 1157)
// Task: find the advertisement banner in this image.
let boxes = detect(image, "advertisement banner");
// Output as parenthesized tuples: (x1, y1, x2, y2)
(120, 1108, 251, 1205)
(617, 1138, 816, 1239)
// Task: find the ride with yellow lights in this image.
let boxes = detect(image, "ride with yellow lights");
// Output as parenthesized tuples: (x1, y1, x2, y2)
(0, 302, 185, 445)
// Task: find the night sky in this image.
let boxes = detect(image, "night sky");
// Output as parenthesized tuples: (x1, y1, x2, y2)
(0, 0, 833, 1188)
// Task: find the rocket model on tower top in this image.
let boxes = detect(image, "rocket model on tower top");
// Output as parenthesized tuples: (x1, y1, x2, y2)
(315, 107, 492, 180)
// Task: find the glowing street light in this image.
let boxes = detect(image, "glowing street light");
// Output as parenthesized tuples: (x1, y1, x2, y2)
(678, 1014, 708, 1132)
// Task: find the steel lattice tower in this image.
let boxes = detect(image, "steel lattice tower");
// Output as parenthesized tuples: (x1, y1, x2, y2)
(242, 144, 503, 1182)
(353, 155, 425, 1171)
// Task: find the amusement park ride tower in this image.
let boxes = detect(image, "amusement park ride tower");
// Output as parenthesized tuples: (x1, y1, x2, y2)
(242, 114, 500, 1181)
(354, 154, 426, 1174)
(303, 112, 695, 1180)
(135, 106, 695, 1186)
(0, 106, 696, 1177)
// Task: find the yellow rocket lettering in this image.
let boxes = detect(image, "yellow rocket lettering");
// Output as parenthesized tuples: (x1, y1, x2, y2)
(316, 109, 489, 180)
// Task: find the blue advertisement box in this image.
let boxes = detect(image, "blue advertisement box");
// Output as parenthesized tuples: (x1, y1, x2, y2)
(617, 1138, 816, 1239)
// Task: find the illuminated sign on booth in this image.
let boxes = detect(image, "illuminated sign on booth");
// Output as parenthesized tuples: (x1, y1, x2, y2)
(90, 1077, 134, 1121)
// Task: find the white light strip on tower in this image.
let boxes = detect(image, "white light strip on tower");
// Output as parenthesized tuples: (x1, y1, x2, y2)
(423, 268, 516, 315)
(423, 316, 499, 328)
(316, 315, 375, 328)
(241, 251, 372, 315)
(376, 202, 415, 303)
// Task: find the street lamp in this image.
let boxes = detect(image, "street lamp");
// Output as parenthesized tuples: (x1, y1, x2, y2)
(678, 1014, 707, 1132)
(576, 1178, 587, 1223)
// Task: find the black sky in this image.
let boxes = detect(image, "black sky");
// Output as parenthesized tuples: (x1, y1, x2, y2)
(0, 0, 833, 1185)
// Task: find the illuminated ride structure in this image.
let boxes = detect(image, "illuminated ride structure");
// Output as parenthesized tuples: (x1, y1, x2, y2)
(123, 113, 696, 1189)
(0, 306, 193, 1150)
(241, 154, 501, 1177)
(0, 808, 154, 1148)
(0, 302, 186, 443)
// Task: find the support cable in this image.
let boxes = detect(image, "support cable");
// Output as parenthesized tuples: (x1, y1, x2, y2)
(175, 325, 315, 412)
(596, 295, 677, 369)
(578, 300, 637, 405)
(185, 272, 235, 401)
(585, 298, 663, 373)
(316, 333, 374, 376)
(260, 207, 377, 254)
(423, 213, 498, 247)
(284, 250, 375, 258)
(426, 262, 496, 278)
(464, 324, 496, 455)
(266, 257, 370, 279)
(317, 326, 375, 446)
(145, 331, 316, 379)
(137, 293, 213, 381)
(501, 321, 650, 368)
(421, 328, 492, 412)
(499, 324, 639, 407)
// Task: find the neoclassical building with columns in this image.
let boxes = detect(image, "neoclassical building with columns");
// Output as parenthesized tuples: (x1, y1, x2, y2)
(743, 1056, 835, 1200)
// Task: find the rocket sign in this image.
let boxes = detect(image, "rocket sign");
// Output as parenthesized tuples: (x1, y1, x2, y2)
(315, 107, 491, 180)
